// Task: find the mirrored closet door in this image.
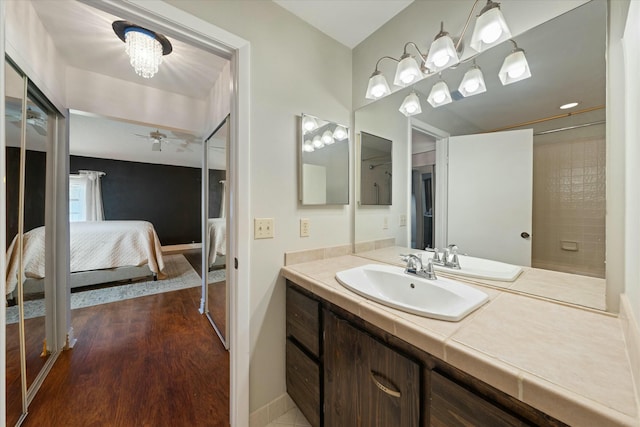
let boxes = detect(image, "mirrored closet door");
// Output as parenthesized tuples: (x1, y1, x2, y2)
(203, 115, 229, 348)
(5, 57, 60, 427)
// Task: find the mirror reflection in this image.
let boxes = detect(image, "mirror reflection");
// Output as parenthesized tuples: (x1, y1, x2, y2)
(360, 132, 392, 206)
(205, 115, 229, 347)
(354, 0, 606, 310)
(299, 113, 349, 205)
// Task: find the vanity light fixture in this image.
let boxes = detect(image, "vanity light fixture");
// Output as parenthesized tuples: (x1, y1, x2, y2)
(499, 40, 532, 85)
(322, 130, 335, 145)
(302, 115, 319, 133)
(399, 92, 422, 117)
(394, 54, 424, 87)
(425, 22, 460, 72)
(560, 102, 579, 109)
(303, 140, 315, 152)
(469, 0, 512, 52)
(427, 80, 453, 108)
(458, 63, 487, 97)
(112, 20, 172, 79)
(366, 67, 392, 100)
(333, 125, 348, 140)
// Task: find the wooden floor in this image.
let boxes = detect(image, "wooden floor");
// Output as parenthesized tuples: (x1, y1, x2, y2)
(22, 286, 230, 426)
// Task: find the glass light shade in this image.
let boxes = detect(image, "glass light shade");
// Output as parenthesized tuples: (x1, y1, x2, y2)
(499, 49, 532, 85)
(399, 92, 422, 117)
(470, 7, 512, 52)
(333, 125, 347, 140)
(302, 115, 318, 133)
(365, 71, 391, 99)
(124, 28, 164, 79)
(393, 55, 423, 87)
(303, 140, 315, 152)
(458, 66, 487, 97)
(427, 81, 453, 107)
(425, 34, 459, 72)
(312, 136, 324, 149)
(322, 130, 335, 145)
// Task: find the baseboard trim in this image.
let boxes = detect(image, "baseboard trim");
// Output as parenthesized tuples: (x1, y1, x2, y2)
(249, 393, 297, 427)
(161, 243, 202, 254)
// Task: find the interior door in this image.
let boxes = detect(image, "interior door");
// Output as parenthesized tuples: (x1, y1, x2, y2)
(447, 129, 533, 266)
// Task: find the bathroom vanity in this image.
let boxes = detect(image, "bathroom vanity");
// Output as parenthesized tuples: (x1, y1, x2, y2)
(281, 255, 639, 427)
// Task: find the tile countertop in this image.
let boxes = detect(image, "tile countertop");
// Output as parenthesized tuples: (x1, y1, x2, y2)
(281, 255, 640, 427)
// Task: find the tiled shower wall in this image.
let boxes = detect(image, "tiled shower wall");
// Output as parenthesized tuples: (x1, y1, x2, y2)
(532, 131, 606, 278)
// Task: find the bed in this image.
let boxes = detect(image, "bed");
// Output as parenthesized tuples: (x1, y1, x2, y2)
(6, 220, 166, 298)
(207, 218, 227, 269)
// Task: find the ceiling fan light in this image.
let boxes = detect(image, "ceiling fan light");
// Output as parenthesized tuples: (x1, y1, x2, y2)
(425, 30, 459, 72)
(366, 71, 391, 100)
(427, 81, 453, 107)
(470, 2, 512, 52)
(333, 125, 348, 140)
(458, 66, 487, 97)
(499, 49, 531, 85)
(393, 55, 423, 87)
(399, 92, 422, 117)
(322, 130, 335, 145)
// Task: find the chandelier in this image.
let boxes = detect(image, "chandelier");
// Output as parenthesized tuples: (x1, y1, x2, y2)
(113, 21, 173, 79)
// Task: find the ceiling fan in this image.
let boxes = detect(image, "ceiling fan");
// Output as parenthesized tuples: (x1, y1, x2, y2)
(134, 129, 194, 152)
(6, 107, 48, 136)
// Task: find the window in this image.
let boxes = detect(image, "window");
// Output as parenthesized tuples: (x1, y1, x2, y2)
(69, 175, 88, 222)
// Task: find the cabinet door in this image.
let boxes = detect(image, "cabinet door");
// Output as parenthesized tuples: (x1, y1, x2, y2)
(324, 310, 420, 426)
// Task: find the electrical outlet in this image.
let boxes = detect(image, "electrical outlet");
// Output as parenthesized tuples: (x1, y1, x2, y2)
(254, 218, 274, 239)
(300, 218, 310, 237)
(383, 216, 389, 229)
(400, 215, 407, 227)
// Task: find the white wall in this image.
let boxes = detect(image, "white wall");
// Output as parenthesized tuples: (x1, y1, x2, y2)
(5, 0, 66, 110)
(205, 61, 232, 137)
(622, 1, 640, 330)
(167, 0, 352, 412)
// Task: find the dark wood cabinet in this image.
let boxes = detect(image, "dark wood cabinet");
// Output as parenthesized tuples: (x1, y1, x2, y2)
(285, 280, 565, 427)
(324, 310, 420, 426)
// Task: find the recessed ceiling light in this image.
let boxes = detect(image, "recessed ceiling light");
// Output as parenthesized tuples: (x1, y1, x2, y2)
(560, 102, 579, 110)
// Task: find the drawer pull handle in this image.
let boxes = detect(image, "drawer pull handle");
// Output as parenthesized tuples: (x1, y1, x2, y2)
(370, 371, 401, 398)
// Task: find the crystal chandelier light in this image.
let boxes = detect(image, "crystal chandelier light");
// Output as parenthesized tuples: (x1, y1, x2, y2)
(113, 21, 173, 79)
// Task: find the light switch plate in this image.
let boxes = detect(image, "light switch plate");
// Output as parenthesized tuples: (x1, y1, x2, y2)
(300, 218, 310, 237)
(383, 216, 389, 229)
(400, 215, 407, 227)
(254, 218, 274, 239)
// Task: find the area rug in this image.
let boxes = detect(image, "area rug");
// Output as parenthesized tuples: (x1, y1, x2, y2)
(6, 254, 223, 324)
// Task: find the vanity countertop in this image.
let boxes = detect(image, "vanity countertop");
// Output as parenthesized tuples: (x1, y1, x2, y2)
(281, 254, 639, 427)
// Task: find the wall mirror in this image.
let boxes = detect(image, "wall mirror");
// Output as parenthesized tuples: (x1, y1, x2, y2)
(299, 113, 349, 205)
(204, 114, 229, 348)
(359, 132, 392, 206)
(354, 0, 607, 311)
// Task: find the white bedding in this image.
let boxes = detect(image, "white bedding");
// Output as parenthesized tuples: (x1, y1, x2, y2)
(5, 220, 166, 296)
(208, 218, 227, 267)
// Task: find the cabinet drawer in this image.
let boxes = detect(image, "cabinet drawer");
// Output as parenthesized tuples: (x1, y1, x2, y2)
(430, 371, 531, 427)
(286, 339, 320, 427)
(286, 284, 320, 357)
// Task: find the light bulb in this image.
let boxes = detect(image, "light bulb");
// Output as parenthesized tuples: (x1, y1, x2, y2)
(333, 125, 347, 140)
(405, 103, 418, 114)
(322, 130, 334, 145)
(432, 51, 450, 68)
(433, 91, 446, 104)
(302, 116, 318, 133)
(464, 79, 480, 93)
(312, 136, 324, 149)
(508, 64, 526, 79)
(481, 22, 502, 44)
(400, 70, 418, 84)
(372, 84, 386, 98)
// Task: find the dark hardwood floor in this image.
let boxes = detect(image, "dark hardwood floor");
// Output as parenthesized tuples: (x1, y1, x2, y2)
(22, 286, 230, 426)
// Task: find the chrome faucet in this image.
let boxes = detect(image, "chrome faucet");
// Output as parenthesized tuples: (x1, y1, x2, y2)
(428, 245, 462, 270)
(400, 254, 437, 280)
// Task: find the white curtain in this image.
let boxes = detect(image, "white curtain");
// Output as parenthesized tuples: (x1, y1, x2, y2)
(70, 170, 105, 222)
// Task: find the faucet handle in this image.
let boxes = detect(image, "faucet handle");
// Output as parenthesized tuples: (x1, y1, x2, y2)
(424, 258, 437, 280)
(449, 253, 461, 270)
(432, 248, 442, 264)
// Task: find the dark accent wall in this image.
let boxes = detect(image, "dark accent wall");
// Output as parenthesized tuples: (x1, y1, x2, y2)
(6, 148, 46, 248)
(70, 155, 225, 246)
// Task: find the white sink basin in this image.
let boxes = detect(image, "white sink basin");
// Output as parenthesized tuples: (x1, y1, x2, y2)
(425, 253, 523, 282)
(335, 264, 489, 321)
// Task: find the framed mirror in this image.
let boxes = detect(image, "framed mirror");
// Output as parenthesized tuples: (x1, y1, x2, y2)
(354, 0, 606, 311)
(359, 132, 392, 206)
(299, 113, 349, 205)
